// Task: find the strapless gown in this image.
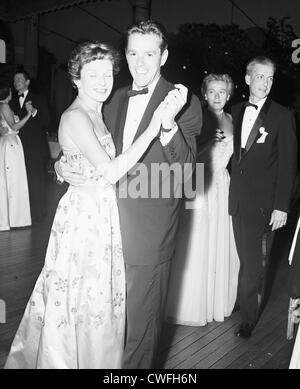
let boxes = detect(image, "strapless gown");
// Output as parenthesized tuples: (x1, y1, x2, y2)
(0, 119, 31, 230)
(5, 134, 126, 369)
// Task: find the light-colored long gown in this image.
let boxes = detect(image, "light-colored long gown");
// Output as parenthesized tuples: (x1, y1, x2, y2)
(5, 133, 126, 369)
(166, 131, 240, 326)
(0, 117, 31, 230)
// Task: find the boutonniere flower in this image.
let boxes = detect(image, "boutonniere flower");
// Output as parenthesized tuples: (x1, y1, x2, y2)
(256, 127, 269, 143)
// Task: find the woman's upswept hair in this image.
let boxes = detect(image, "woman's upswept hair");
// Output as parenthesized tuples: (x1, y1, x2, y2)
(68, 40, 121, 88)
(201, 73, 234, 98)
(0, 84, 10, 101)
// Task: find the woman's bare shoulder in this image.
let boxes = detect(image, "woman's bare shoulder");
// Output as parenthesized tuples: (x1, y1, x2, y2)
(60, 106, 91, 132)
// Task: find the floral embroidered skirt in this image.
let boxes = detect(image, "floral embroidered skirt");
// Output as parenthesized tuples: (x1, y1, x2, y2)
(5, 184, 126, 369)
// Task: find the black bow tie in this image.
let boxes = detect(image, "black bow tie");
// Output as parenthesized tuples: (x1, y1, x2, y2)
(245, 101, 258, 110)
(127, 88, 148, 97)
(19, 93, 24, 98)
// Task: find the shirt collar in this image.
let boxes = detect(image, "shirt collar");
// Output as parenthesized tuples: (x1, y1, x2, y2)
(19, 89, 29, 99)
(249, 96, 267, 111)
(131, 75, 161, 95)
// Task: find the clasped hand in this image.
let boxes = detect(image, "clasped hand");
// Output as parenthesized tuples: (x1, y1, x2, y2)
(154, 84, 188, 130)
(25, 101, 36, 116)
(215, 129, 225, 142)
(55, 157, 86, 186)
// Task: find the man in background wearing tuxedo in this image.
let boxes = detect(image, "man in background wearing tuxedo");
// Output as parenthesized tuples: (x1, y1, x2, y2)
(229, 56, 297, 338)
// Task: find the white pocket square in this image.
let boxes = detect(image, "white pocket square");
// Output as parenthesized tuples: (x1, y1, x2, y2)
(256, 127, 268, 143)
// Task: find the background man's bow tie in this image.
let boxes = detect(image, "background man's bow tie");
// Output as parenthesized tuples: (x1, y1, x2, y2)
(127, 88, 148, 97)
(245, 101, 258, 110)
(19, 93, 24, 98)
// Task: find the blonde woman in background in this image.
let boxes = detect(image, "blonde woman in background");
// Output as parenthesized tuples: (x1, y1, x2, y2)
(166, 74, 240, 326)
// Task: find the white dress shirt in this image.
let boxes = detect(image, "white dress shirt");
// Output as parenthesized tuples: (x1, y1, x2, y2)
(241, 97, 267, 148)
(122, 77, 178, 152)
(19, 89, 29, 108)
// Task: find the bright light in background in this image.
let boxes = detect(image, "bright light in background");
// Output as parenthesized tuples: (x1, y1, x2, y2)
(0, 39, 6, 63)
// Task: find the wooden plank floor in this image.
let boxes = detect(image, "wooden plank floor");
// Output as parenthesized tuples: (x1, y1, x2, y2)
(0, 179, 298, 369)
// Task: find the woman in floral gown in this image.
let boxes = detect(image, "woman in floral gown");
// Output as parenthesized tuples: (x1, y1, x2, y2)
(166, 74, 240, 326)
(4, 41, 170, 369)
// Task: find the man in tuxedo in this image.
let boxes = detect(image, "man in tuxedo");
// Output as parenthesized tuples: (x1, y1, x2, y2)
(229, 56, 297, 338)
(10, 70, 50, 222)
(57, 20, 202, 368)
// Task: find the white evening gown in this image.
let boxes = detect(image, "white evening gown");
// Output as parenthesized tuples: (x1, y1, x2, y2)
(166, 136, 240, 326)
(288, 215, 300, 369)
(0, 118, 31, 230)
(5, 134, 126, 369)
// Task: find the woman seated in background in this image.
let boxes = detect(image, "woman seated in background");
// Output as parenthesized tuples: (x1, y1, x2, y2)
(166, 73, 240, 326)
(0, 84, 33, 231)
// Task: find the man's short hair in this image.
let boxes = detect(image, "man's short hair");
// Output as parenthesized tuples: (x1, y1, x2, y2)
(14, 69, 31, 81)
(246, 56, 276, 75)
(126, 20, 168, 53)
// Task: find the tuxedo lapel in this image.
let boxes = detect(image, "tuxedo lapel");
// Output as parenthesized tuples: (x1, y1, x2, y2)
(132, 77, 169, 143)
(234, 104, 246, 163)
(24, 91, 32, 104)
(115, 87, 130, 156)
(244, 97, 272, 154)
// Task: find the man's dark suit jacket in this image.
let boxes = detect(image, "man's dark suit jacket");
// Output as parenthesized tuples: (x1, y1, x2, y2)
(104, 77, 202, 266)
(229, 98, 297, 218)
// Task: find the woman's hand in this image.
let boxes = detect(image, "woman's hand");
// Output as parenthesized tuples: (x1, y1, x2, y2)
(25, 101, 33, 115)
(55, 157, 86, 186)
(161, 84, 188, 129)
(215, 128, 225, 142)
